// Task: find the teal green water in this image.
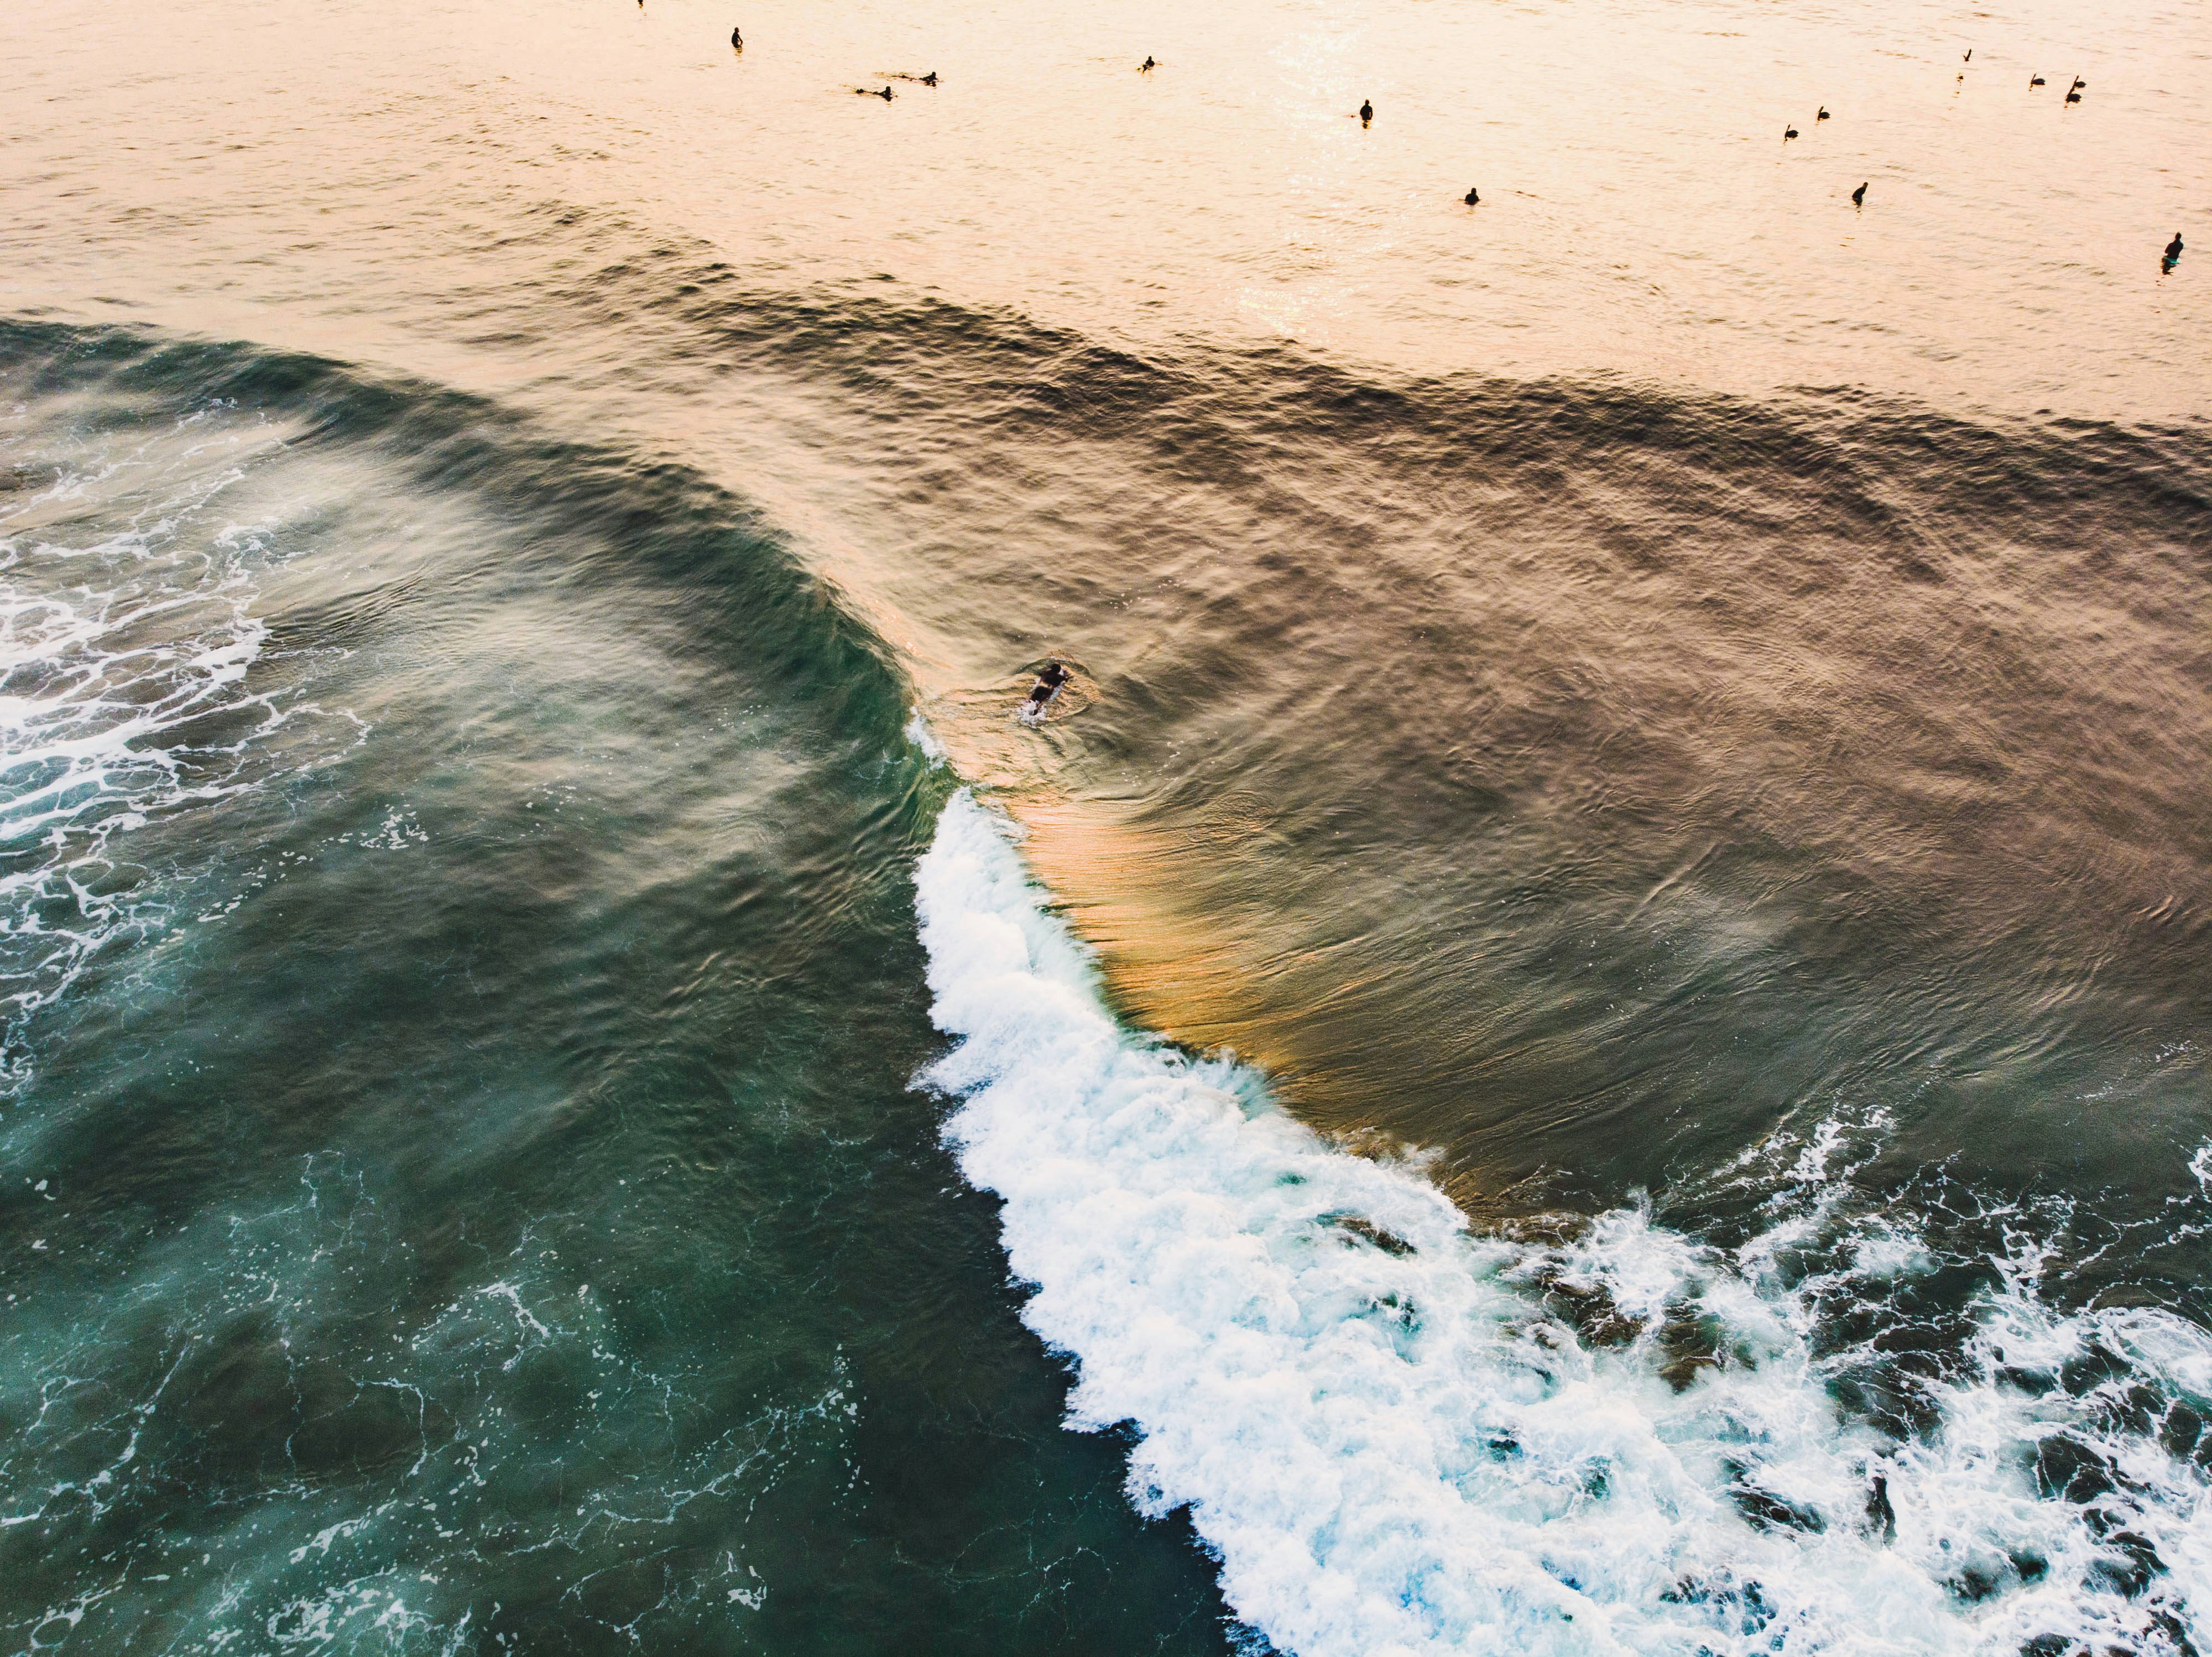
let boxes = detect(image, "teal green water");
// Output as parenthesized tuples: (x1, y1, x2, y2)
(3, 0, 2210, 1640)
(0, 329, 1232, 1654)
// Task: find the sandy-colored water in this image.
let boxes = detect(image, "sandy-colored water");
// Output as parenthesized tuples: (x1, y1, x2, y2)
(5, 0, 2206, 421)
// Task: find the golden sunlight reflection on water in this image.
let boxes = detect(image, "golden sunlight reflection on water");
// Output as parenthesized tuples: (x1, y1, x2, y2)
(5, 0, 2206, 1190)
(2, 0, 2205, 417)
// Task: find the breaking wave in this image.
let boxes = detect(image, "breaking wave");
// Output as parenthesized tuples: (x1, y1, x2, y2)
(916, 790, 2212, 1657)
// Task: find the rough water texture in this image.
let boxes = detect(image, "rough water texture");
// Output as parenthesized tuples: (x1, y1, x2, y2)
(0, 340, 1235, 1656)
(919, 790, 2212, 1657)
(0, 408, 362, 1089)
(2, 0, 2210, 1648)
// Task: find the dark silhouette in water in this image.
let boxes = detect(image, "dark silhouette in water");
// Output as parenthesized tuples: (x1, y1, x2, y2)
(1817, 106, 1829, 121)
(1783, 124, 1798, 140)
(731, 24, 742, 48)
(2029, 71, 2045, 86)
(1360, 98, 1374, 124)
(1140, 56, 1156, 72)
(2166, 233, 2185, 272)
(1464, 186, 1480, 206)
(889, 71, 938, 85)
(1024, 661, 1072, 719)
(1852, 181, 1867, 206)
(1963, 48, 1973, 62)
(1867, 1473, 1898, 1543)
(855, 85, 894, 100)
(2065, 86, 2082, 103)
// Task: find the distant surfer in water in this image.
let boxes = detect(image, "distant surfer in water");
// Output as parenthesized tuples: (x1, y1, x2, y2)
(1851, 181, 1867, 206)
(731, 24, 742, 48)
(2164, 232, 2185, 270)
(1359, 98, 1373, 124)
(1140, 56, 1157, 72)
(1866, 1472, 1897, 1542)
(855, 85, 894, 100)
(1024, 661, 1072, 720)
(1464, 186, 1480, 205)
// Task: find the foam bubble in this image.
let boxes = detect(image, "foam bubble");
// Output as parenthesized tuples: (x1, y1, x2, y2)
(905, 708, 948, 765)
(0, 425, 364, 1086)
(916, 791, 2212, 1656)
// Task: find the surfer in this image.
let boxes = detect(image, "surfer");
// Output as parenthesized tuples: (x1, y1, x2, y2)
(731, 23, 742, 47)
(856, 85, 894, 100)
(1140, 56, 1157, 72)
(1023, 661, 1072, 720)
(1359, 98, 1373, 124)
(1464, 186, 1480, 205)
(2164, 232, 2185, 269)
(1866, 1472, 1897, 1542)
(1851, 181, 1867, 206)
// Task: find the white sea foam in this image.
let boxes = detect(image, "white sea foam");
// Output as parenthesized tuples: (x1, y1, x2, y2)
(904, 707, 947, 766)
(0, 426, 363, 1082)
(915, 790, 2212, 1657)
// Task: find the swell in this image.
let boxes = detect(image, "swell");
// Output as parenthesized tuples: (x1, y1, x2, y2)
(612, 269, 2210, 1284)
(0, 318, 1006, 1656)
(1, 318, 912, 717)
(478, 206, 2212, 575)
(915, 789, 2212, 1657)
(0, 317, 934, 1093)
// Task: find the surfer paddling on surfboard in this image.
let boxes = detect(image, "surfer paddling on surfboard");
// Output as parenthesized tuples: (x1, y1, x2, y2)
(1021, 661, 1072, 723)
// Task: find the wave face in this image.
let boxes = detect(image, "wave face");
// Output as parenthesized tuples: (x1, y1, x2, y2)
(918, 790, 2212, 1657)
(0, 330, 1246, 1657)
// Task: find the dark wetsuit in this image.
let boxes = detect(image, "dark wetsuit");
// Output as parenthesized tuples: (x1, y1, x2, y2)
(1027, 664, 1071, 710)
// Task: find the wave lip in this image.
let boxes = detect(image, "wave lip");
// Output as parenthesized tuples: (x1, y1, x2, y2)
(915, 790, 1658, 1656)
(914, 790, 2212, 1657)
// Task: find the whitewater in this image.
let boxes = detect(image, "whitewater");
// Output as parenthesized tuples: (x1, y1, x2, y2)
(915, 789, 2212, 1657)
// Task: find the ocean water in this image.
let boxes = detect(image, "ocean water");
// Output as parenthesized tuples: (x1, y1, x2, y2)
(3, 0, 2209, 1652)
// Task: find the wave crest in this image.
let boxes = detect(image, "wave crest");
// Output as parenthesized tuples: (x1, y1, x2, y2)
(916, 790, 2212, 1657)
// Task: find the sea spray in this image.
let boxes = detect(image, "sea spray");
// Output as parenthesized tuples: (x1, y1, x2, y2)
(915, 790, 2212, 1656)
